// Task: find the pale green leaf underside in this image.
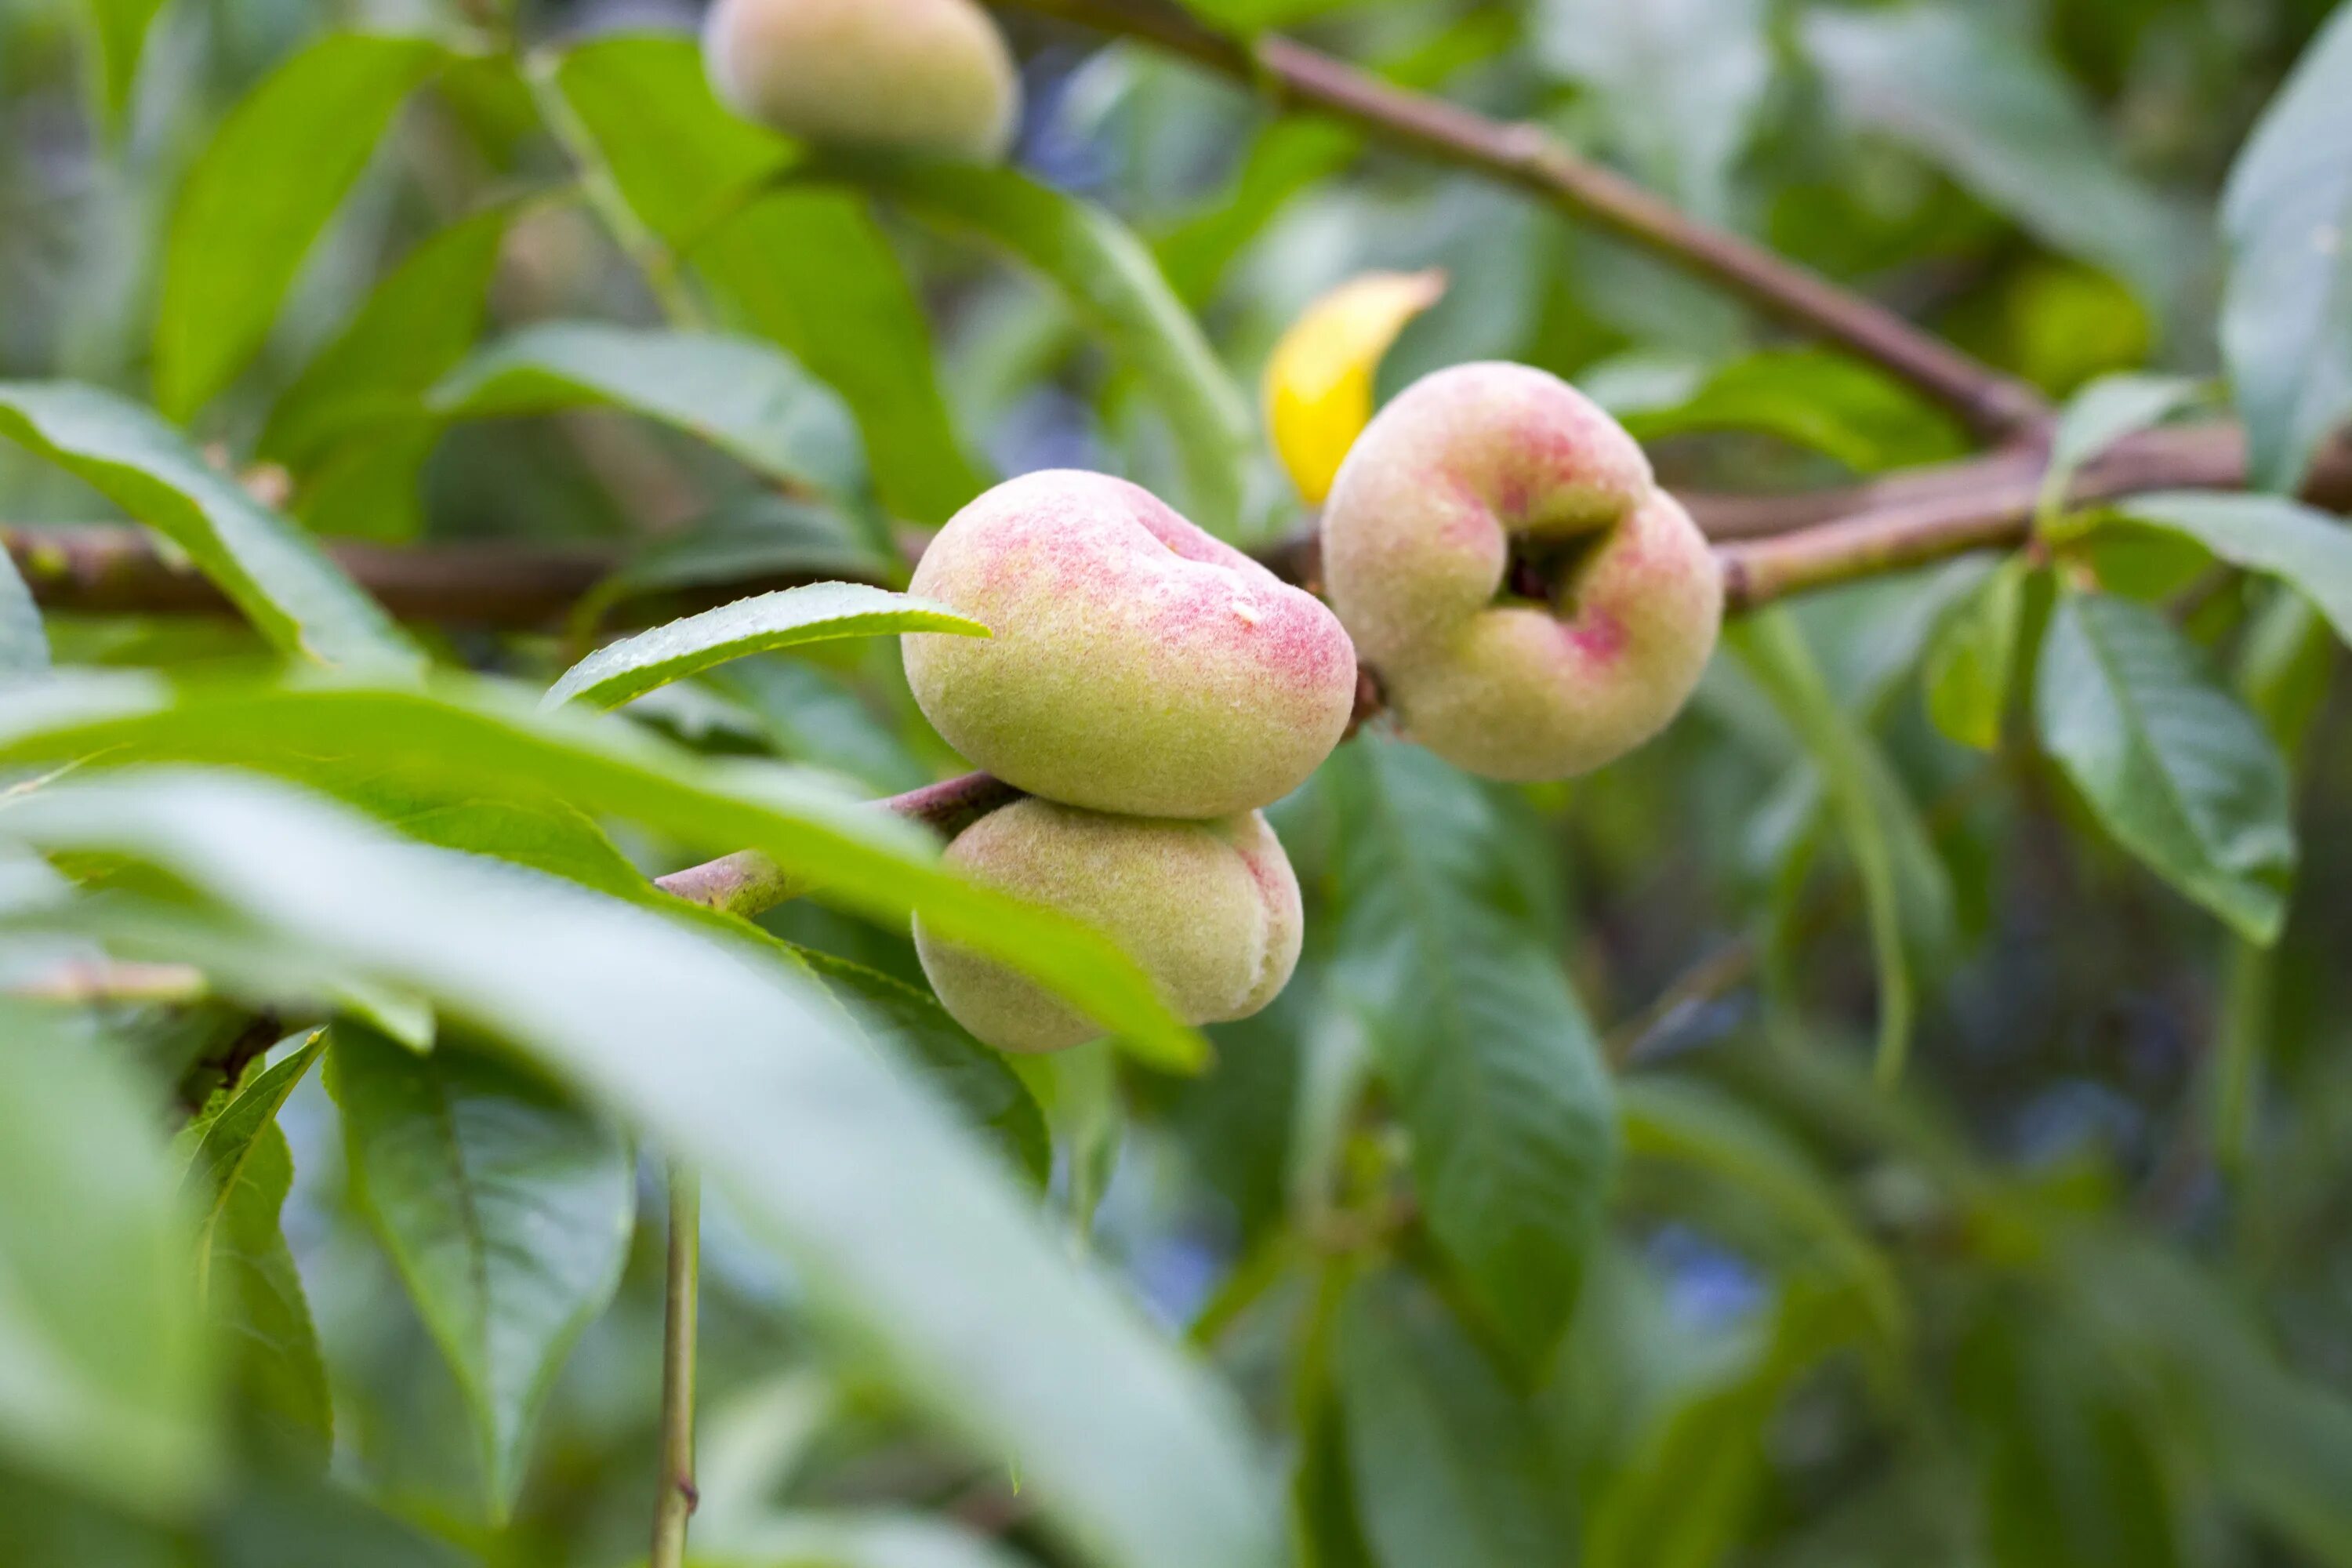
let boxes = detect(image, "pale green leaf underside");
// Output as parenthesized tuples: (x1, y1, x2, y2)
(546, 583, 985, 711)
(1, 772, 1280, 1568)
(0, 383, 422, 673)
(2113, 490, 2352, 647)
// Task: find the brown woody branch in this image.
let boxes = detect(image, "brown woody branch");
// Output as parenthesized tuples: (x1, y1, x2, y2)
(990, 0, 2049, 439)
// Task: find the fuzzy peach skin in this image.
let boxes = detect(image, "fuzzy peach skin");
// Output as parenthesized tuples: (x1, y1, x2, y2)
(1320, 361, 1722, 781)
(913, 800, 1305, 1054)
(904, 470, 1359, 818)
(703, 0, 1021, 161)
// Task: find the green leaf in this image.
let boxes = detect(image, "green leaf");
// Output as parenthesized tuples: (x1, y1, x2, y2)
(1156, 121, 1360, 305)
(0, 383, 423, 673)
(2, 772, 1283, 1568)
(0, 1002, 212, 1514)
(710, 655, 931, 796)
(548, 36, 985, 525)
(797, 949, 1051, 1187)
(1532, 0, 1768, 222)
(2106, 490, 2352, 647)
(332, 1022, 634, 1517)
(1337, 1270, 1573, 1568)
(1802, 5, 2181, 305)
(546, 583, 984, 712)
(2220, 4, 2352, 493)
(2034, 590, 2296, 942)
(207, 1472, 480, 1568)
(81, 0, 171, 125)
(689, 1511, 1036, 1568)
(155, 33, 446, 419)
(0, 546, 48, 677)
(849, 158, 1261, 540)
(2039, 373, 2209, 520)
(1612, 350, 1966, 475)
(0, 673, 1201, 1068)
(1324, 734, 1616, 1367)
(575, 495, 896, 633)
(1923, 557, 2035, 751)
(431, 323, 866, 502)
(260, 203, 520, 467)
(1727, 610, 1915, 1080)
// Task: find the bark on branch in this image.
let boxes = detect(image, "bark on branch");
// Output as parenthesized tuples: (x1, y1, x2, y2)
(991, 0, 2049, 438)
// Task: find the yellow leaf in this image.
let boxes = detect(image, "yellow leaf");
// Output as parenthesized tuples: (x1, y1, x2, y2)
(1262, 270, 1447, 504)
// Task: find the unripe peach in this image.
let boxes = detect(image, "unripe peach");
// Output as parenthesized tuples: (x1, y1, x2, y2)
(703, 0, 1022, 161)
(904, 470, 1358, 819)
(913, 800, 1304, 1054)
(1320, 361, 1722, 781)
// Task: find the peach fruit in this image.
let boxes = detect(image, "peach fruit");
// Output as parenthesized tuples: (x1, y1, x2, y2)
(913, 800, 1304, 1053)
(1319, 361, 1722, 780)
(703, 0, 1022, 161)
(903, 470, 1359, 819)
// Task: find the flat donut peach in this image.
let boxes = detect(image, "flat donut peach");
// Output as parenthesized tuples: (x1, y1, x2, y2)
(1320, 361, 1722, 780)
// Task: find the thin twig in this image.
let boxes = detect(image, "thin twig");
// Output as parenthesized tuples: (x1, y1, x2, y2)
(993, 0, 2048, 437)
(649, 1163, 702, 1568)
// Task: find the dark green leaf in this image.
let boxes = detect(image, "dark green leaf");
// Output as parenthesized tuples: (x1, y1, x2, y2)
(2034, 590, 2295, 942)
(0, 384, 423, 673)
(431, 323, 866, 502)
(155, 33, 445, 419)
(546, 583, 985, 711)
(850, 158, 1261, 540)
(2220, 4, 2352, 492)
(332, 1023, 633, 1516)
(1338, 1270, 1572, 1568)
(796, 948, 1051, 1186)
(549, 36, 985, 524)
(189, 1116, 331, 1469)
(1923, 557, 2034, 750)
(3, 772, 1282, 1568)
(0, 1002, 212, 1514)
(208, 1472, 477, 1568)
(2107, 490, 2352, 646)
(1802, 5, 2181, 304)
(0, 673, 1201, 1067)
(1325, 734, 1616, 1367)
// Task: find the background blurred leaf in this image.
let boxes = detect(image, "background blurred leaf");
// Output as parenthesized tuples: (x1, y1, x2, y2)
(852, 159, 1263, 540)
(2034, 590, 2295, 942)
(546, 584, 985, 712)
(0, 547, 47, 677)
(1924, 557, 2036, 751)
(2039, 373, 2209, 518)
(1610, 350, 1966, 474)
(0, 384, 422, 673)
(547, 37, 985, 525)
(2108, 490, 2352, 645)
(1326, 734, 1616, 1367)
(1338, 1269, 1573, 1568)
(1802, 5, 2181, 307)
(0, 1002, 212, 1515)
(79, 0, 169, 126)
(2220, 3, 2352, 493)
(3, 771, 1283, 1568)
(154, 33, 446, 420)
(332, 1022, 633, 1519)
(431, 323, 866, 503)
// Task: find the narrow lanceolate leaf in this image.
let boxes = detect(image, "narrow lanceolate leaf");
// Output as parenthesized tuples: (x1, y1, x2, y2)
(3, 774, 1283, 1568)
(2035, 591, 2296, 943)
(797, 948, 1052, 1187)
(0, 1002, 212, 1514)
(1338, 1271, 1573, 1568)
(549, 36, 985, 525)
(82, 0, 169, 126)
(2111, 491, 2352, 647)
(2040, 374, 2209, 518)
(0, 384, 421, 673)
(332, 1022, 634, 1517)
(853, 159, 1261, 540)
(155, 33, 446, 420)
(1325, 735, 1617, 1367)
(432, 324, 866, 502)
(1728, 611, 1916, 1081)
(2220, 4, 2352, 493)
(0, 673, 1201, 1068)
(546, 584, 986, 711)
(1802, 5, 2181, 306)
(0, 546, 48, 677)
